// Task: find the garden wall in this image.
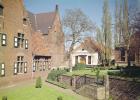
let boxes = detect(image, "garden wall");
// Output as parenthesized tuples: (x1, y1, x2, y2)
(109, 76, 140, 100)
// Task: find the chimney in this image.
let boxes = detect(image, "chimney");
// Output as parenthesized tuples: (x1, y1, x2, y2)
(55, 4, 58, 12)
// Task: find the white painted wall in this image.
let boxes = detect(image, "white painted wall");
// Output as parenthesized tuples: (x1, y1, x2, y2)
(71, 49, 99, 66)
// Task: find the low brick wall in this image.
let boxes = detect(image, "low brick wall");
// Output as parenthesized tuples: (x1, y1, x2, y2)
(58, 75, 73, 87)
(109, 76, 140, 100)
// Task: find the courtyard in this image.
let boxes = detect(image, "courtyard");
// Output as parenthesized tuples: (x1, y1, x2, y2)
(0, 80, 90, 100)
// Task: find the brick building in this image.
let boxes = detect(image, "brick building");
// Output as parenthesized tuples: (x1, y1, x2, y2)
(114, 32, 140, 66)
(0, 0, 64, 87)
(28, 5, 65, 68)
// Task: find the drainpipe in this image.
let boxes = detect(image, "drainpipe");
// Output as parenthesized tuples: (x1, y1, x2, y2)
(32, 53, 35, 80)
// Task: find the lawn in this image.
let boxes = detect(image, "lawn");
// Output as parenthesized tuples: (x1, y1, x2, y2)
(0, 82, 80, 100)
(64, 69, 108, 76)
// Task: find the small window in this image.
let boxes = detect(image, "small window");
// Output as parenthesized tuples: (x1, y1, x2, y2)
(0, 63, 5, 76)
(25, 39, 28, 49)
(0, 6, 3, 16)
(24, 62, 27, 73)
(75, 56, 78, 64)
(88, 56, 91, 64)
(33, 61, 36, 72)
(14, 37, 18, 48)
(23, 18, 27, 25)
(14, 62, 17, 75)
(1, 34, 7, 46)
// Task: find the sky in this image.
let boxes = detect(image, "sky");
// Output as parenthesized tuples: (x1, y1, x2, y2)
(24, 0, 139, 36)
(24, 0, 115, 28)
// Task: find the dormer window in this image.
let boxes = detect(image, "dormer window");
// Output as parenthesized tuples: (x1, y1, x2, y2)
(23, 18, 27, 25)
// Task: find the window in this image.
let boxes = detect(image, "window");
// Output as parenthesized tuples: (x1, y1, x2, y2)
(14, 33, 29, 49)
(88, 56, 91, 64)
(25, 39, 28, 49)
(17, 56, 24, 74)
(14, 62, 17, 75)
(18, 33, 24, 48)
(23, 18, 27, 25)
(1, 33, 6, 46)
(14, 37, 18, 48)
(75, 56, 78, 64)
(0, 5, 3, 16)
(33, 61, 36, 72)
(0, 63, 5, 76)
(24, 62, 27, 73)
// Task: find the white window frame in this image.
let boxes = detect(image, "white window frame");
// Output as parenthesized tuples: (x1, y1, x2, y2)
(14, 62, 17, 75)
(24, 62, 27, 73)
(1, 33, 6, 46)
(1, 63, 5, 76)
(25, 39, 28, 49)
(14, 37, 18, 48)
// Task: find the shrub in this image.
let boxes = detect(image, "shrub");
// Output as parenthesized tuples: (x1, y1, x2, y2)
(2, 96, 7, 100)
(73, 63, 86, 70)
(57, 96, 63, 100)
(47, 69, 67, 81)
(35, 76, 42, 88)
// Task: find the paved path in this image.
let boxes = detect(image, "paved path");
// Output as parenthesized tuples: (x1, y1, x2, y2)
(44, 81, 91, 100)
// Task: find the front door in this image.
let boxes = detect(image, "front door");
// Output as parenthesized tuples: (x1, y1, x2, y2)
(80, 55, 86, 64)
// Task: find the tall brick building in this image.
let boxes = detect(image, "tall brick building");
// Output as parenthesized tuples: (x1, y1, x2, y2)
(28, 5, 65, 68)
(0, 0, 64, 87)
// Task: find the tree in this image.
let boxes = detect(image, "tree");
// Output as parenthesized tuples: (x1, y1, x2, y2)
(115, 0, 140, 66)
(114, 0, 121, 47)
(63, 9, 94, 71)
(102, 0, 112, 65)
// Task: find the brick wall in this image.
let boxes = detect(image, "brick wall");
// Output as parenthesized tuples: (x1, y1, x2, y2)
(109, 76, 140, 100)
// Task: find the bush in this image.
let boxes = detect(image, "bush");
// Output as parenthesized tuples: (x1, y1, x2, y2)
(57, 96, 63, 100)
(47, 69, 67, 81)
(2, 96, 7, 100)
(35, 76, 42, 88)
(73, 63, 86, 70)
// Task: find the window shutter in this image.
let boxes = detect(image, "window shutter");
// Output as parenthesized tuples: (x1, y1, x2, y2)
(1, 34, 6, 46)
(14, 37, 19, 48)
(24, 62, 27, 73)
(14, 62, 17, 75)
(25, 39, 28, 49)
(1, 63, 5, 76)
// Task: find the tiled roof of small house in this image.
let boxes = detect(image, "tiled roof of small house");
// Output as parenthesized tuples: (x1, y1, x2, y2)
(32, 32, 48, 56)
(73, 37, 103, 53)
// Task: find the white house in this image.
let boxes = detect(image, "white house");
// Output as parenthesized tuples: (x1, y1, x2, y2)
(71, 37, 102, 66)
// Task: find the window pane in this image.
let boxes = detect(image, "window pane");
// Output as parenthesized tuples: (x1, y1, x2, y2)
(0, 7, 3, 16)
(88, 56, 91, 64)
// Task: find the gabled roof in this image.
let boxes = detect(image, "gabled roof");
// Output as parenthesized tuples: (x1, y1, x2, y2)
(36, 12, 56, 34)
(73, 37, 103, 53)
(28, 5, 59, 35)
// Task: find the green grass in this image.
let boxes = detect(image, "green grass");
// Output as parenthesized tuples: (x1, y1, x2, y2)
(64, 69, 108, 76)
(0, 83, 80, 100)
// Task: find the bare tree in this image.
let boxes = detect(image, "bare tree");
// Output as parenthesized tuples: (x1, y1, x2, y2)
(102, 0, 112, 66)
(63, 9, 95, 71)
(116, 0, 140, 66)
